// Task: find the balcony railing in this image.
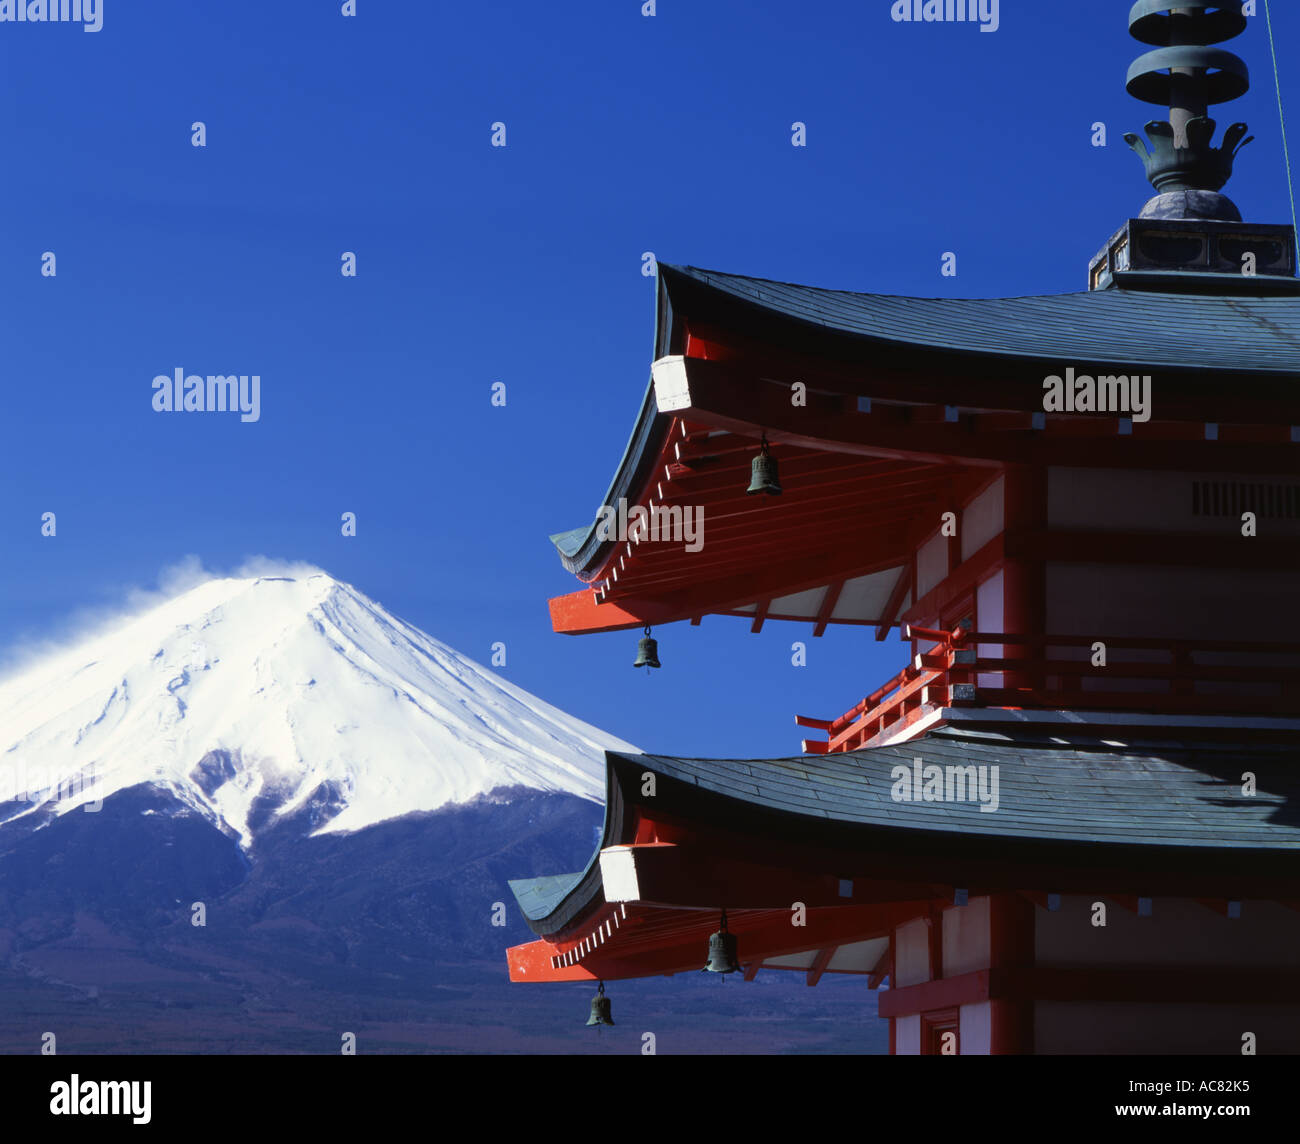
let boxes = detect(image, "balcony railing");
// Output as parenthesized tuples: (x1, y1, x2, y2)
(796, 626, 1300, 754)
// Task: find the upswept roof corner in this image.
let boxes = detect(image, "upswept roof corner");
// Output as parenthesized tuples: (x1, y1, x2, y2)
(510, 727, 1300, 940)
(548, 262, 1300, 579)
(662, 263, 1300, 373)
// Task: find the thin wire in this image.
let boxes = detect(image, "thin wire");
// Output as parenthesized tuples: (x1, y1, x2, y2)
(1263, 0, 1299, 249)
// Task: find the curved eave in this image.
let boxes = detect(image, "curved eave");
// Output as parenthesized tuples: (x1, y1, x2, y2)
(508, 750, 635, 937)
(511, 728, 1300, 942)
(548, 375, 666, 579)
(548, 262, 1300, 584)
(663, 262, 1300, 376)
(548, 270, 682, 580)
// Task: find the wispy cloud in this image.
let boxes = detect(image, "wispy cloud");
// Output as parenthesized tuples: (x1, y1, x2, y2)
(0, 555, 326, 683)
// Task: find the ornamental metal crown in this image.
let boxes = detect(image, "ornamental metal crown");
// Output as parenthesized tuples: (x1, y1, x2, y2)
(1121, 1, 1253, 199)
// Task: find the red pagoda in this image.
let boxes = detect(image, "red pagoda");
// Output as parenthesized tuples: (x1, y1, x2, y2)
(506, 1, 1300, 1054)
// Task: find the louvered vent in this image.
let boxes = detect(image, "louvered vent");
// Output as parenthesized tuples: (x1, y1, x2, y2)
(1192, 481, 1300, 519)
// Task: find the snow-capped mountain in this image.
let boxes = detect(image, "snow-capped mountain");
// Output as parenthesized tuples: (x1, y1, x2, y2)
(0, 572, 636, 845)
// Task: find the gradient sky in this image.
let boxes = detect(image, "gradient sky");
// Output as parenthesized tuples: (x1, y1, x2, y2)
(1, 0, 1297, 760)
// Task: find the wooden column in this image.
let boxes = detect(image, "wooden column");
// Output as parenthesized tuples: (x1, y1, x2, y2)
(1001, 465, 1046, 693)
(988, 892, 1036, 1054)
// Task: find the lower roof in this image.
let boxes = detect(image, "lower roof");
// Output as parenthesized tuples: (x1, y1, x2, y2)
(509, 724, 1300, 937)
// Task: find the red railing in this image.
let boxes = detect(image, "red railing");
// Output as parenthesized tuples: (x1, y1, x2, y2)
(796, 627, 1300, 754)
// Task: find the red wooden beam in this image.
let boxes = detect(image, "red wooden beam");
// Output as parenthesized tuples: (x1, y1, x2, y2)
(874, 559, 913, 642)
(509, 902, 930, 983)
(549, 549, 908, 634)
(664, 453, 937, 499)
(806, 945, 838, 987)
(653, 356, 1300, 472)
(879, 970, 989, 1017)
(653, 478, 947, 533)
(668, 328, 1300, 429)
(899, 534, 1004, 627)
(866, 944, 892, 990)
(594, 492, 927, 570)
(606, 500, 924, 579)
(811, 581, 845, 638)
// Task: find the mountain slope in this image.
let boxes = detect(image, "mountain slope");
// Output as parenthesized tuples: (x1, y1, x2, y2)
(0, 573, 636, 845)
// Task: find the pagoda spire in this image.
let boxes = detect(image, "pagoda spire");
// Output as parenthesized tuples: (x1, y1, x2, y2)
(1122, 1, 1253, 222)
(1087, 1, 1297, 291)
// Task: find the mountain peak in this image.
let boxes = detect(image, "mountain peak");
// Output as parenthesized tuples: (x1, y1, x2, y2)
(0, 570, 635, 846)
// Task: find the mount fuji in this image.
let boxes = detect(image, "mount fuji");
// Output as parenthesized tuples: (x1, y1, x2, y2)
(0, 572, 636, 845)
(0, 569, 884, 1055)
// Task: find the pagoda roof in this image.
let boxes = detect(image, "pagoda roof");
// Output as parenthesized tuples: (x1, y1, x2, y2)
(510, 725, 1300, 941)
(661, 263, 1300, 374)
(550, 263, 1300, 586)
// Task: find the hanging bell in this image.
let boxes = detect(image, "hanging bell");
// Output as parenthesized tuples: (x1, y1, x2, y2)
(702, 910, 739, 974)
(746, 434, 782, 496)
(632, 626, 660, 670)
(586, 980, 615, 1026)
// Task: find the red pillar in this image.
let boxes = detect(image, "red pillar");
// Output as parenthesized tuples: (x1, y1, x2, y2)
(989, 892, 1036, 1054)
(1001, 465, 1046, 693)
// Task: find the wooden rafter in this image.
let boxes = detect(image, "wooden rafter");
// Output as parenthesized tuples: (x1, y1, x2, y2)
(874, 559, 914, 642)
(867, 944, 892, 990)
(806, 945, 838, 987)
(811, 582, 845, 638)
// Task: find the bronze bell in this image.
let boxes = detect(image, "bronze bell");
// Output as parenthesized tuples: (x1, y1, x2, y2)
(702, 910, 739, 974)
(633, 626, 660, 670)
(746, 434, 782, 496)
(586, 980, 614, 1026)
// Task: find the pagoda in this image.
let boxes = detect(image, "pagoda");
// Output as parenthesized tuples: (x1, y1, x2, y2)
(506, 1, 1300, 1054)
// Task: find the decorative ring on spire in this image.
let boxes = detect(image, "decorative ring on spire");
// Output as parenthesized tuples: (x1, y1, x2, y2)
(1125, 1, 1249, 107)
(1128, 0, 1245, 47)
(1126, 46, 1249, 107)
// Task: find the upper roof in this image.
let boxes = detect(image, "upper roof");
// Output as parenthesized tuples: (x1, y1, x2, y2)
(549, 263, 1300, 580)
(667, 264, 1300, 374)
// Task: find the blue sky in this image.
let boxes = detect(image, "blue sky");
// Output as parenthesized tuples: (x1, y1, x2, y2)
(1, 0, 1297, 759)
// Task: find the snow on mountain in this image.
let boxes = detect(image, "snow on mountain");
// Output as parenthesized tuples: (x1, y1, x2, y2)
(0, 572, 637, 845)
